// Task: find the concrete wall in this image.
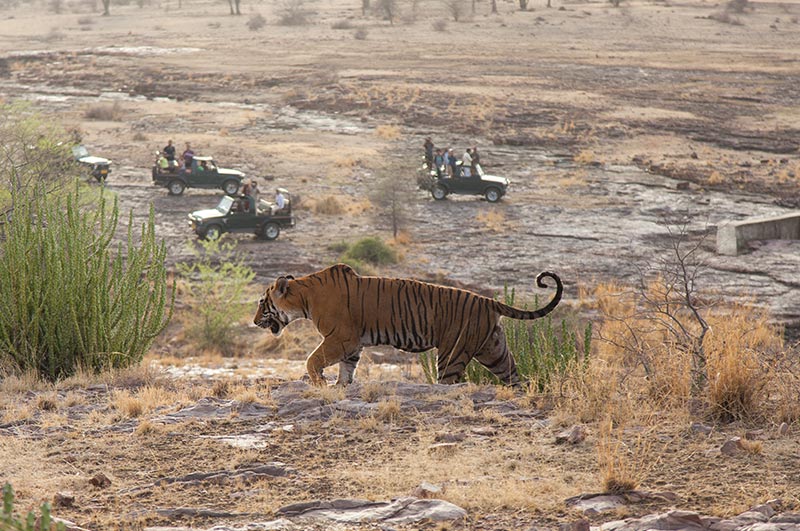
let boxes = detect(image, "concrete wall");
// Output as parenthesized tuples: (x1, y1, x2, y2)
(717, 213, 800, 255)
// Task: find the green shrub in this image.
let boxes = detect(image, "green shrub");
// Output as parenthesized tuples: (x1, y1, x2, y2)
(2, 483, 66, 531)
(419, 285, 591, 388)
(0, 185, 173, 382)
(342, 237, 397, 266)
(176, 238, 255, 354)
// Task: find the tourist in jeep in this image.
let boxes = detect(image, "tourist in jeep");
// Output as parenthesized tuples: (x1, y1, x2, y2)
(182, 143, 194, 170)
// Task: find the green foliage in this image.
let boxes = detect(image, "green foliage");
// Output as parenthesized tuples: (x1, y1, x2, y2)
(0, 184, 174, 382)
(419, 285, 591, 389)
(0, 102, 79, 208)
(341, 237, 397, 266)
(176, 238, 255, 354)
(2, 483, 66, 531)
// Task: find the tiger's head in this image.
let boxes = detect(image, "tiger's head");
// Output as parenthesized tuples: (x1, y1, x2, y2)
(253, 275, 303, 335)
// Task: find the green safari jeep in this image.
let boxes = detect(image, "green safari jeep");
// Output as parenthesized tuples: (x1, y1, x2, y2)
(153, 155, 243, 196)
(188, 190, 296, 241)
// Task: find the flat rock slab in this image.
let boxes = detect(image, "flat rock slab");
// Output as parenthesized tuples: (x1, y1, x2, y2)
(600, 508, 799, 531)
(156, 398, 273, 423)
(276, 497, 467, 524)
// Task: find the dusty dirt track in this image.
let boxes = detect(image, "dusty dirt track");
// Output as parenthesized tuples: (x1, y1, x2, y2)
(1, 0, 800, 529)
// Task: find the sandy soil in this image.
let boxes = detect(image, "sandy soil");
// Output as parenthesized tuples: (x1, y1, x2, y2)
(0, 0, 799, 529)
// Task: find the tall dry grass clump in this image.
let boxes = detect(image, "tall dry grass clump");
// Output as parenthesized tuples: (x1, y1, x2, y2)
(591, 278, 792, 423)
(704, 304, 782, 422)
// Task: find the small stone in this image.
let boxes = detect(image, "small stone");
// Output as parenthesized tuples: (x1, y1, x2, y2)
(556, 425, 586, 445)
(676, 181, 691, 190)
(749, 504, 776, 518)
(89, 472, 112, 489)
(778, 422, 789, 436)
(54, 491, 75, 508)
(433, 432, 465, 443)
(744, 429, 765, 440)
(690, 422, 712, 436)
(720, 437, 745, 456)
(470, 426, 498, 437)
(412, 481, 443, 499)
(559, 520, 590, 531)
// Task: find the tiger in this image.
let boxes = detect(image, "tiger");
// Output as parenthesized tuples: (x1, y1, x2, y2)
(253, 263, 563, 387)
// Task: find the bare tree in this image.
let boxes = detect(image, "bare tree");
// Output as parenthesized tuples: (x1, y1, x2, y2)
(228, 0, 241, 14)
(596, 220, 713, 396)
(375, 0, 398, 24)
(370, 167, 414, 239)
(441, 0, 466, 20)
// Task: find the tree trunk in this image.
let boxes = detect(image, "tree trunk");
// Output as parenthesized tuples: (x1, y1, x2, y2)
(547, 0, 551, 6)
(518, 0, 527, 10)
(102, 0, 110, 15)
(471, 0, 475, 14)
(362, 0, 369, 15)
(491, 0, 497, 13)
(235, 0, 241, 14)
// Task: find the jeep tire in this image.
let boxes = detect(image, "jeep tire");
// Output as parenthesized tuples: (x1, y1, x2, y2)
(484, 187, 501, 203)
(223, 179, 240, 195)
(168, 180, 186, 196)
(431, 184, 448, 200)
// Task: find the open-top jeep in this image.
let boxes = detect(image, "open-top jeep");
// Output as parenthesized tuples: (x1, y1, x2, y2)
(418, 162, 509, 203)
(188, 189, 296, 241)
(153, 155, 244, 196)
(73, 145, 112, 183)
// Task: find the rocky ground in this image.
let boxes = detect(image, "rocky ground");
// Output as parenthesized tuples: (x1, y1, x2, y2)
(2, 377, 800, 530)
(1, 0, 799, 529)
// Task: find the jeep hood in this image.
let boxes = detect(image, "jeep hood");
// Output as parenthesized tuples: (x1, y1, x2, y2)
(217, 168, 245, 178)
(78, 156, 112, 165)
(190, 209, 225, 221)
(482, 174, 509, 186)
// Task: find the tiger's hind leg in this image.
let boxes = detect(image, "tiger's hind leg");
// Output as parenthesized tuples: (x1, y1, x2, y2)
(473, 324, 520, 386)
(335, 348, 362, 387)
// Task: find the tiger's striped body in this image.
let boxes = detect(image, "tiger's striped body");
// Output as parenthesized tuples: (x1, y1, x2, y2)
(254, 264, 563, 386)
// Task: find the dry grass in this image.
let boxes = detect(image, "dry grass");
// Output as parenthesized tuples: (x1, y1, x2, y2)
(707, 170, 726, 184)
(110, 386, 178, 419)
(476, 210, 509, 233)
(309, 195, 345, 215)
(375, 124, 402, 140)
(304, 385, 345, 404)
(574, 149, 600, 165)
(375, 397, 402, 422)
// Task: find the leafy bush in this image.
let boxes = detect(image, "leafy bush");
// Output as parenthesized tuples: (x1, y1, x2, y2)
(0, 184, 173, 382)
(247, 13, 267, 30)
(341, 237, 397, 266)
(176, 238, 255, 355)
(3, 483, 66, 531)
(419, 285, 590, 388)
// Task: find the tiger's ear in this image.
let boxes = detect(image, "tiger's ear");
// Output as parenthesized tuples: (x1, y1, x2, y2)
(285, 275, 295, 280)
(275, 276, 291, 297)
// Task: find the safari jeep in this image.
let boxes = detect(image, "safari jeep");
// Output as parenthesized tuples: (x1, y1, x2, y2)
(73, 145, 112, 183)
(153, 155, 244, 196)
(418, 162, 509, 203)
(188, 189, 296, 241)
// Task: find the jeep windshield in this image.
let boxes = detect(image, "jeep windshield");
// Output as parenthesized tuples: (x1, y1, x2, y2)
(216, 196, 234, 214)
